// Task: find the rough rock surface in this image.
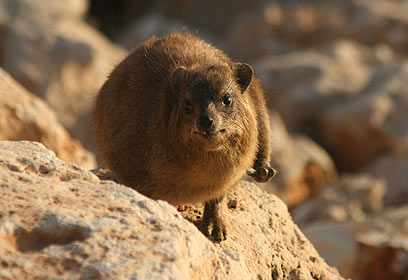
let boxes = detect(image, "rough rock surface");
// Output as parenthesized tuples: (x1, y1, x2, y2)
(263, 111, 337, 208)
(0, 140, 344, 279)
(0, 67, 96, 169)
(0, 0, 126, 150)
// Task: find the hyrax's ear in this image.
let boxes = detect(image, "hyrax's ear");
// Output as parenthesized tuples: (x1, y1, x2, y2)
(171, 66, 187, 93)
(233, 63, 253, 92)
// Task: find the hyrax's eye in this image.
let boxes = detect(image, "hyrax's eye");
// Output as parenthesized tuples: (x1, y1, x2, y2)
(222, 95, 232, 106)
(184, 99, 193, 114)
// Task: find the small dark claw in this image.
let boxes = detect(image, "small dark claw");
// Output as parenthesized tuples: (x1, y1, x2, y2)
(211, 223, 227, 242)
(203, 225, 226, 242)
(259, 167, 268, 178)
(268, 167, 277, 178)
(203, 220, 227, 241)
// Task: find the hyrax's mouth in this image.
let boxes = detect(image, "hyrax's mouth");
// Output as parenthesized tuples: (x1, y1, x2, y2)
(194, 129, 226, 137)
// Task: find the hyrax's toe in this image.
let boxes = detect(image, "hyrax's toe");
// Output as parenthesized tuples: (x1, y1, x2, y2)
(258, 167, 268, 178)
(211, 220, 227, 241)
(203, 197, 228, 242)
(247, 166, 277, 183)
(203, 216, 228, 242)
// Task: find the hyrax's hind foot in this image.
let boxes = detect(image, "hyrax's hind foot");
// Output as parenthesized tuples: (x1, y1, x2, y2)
(247, 166, 277, 183)
(203, 197, 228, 242)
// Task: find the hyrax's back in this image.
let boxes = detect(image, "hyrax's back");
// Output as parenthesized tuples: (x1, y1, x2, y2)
(93, 32, 274, 207)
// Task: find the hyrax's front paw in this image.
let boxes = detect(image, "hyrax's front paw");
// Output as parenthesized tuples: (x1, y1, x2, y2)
(247, 166, 277, 183)
(203, 198, 228, 242)
(204, 216, 227, 242)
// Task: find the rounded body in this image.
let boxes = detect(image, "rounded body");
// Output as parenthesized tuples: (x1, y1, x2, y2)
(93, 32, 270, 205)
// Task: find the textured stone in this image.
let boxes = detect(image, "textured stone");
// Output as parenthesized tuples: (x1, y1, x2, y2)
(0, 140, 344, 279)
(0, 0, 126, 150)
(0, 67, 96, 169)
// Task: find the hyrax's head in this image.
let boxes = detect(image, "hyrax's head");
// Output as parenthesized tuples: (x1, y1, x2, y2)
(169, 63, 255, 151)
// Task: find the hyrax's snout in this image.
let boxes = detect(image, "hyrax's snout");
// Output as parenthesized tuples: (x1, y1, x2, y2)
(196, 102, 219, 133)
(197, 113, 215, 132)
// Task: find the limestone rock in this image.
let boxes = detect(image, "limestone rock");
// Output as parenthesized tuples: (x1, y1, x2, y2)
(0, 0, 88, 20)
(256, 40, 406, 170)
(353, 230, 408, 280)
(262, 111, 337, 208)
(0, 141, 249, 279)
(114, 13, 193, 51)
(303, 206, 408, 279)
(293, 174, 386, 226)
(365, 149, 408, 206)
(223, 2, 290, 60)
(0, 67, 96, 169)
(233, 0, 408, 57)
(318, 58, 408, 170)
(255, 40, 380, 130)
(87, 0, 408, 60)
(0, 140, 344, 279)
(88, 0, 264, 39)
(0, 0, 126, 150)
(302, 221, 371, 279)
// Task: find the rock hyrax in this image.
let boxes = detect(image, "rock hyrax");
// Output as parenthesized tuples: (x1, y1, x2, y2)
(93, 32, 276, 241)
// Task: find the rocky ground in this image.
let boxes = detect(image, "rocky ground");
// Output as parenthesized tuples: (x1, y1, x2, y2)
(1, 0, 408, 279)
(0, 141, 342, 279)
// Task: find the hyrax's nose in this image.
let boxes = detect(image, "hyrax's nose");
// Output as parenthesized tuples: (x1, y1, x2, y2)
(197, 114, 214, 132)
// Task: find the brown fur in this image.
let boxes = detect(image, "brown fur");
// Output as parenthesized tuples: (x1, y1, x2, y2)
(93, 32, 275, 240)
